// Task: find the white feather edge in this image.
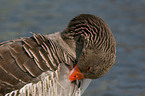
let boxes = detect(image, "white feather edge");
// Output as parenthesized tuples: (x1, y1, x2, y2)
(5, 63, 91, 96)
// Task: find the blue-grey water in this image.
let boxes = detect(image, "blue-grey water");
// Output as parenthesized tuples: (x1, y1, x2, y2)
(0, 0, 145, 96)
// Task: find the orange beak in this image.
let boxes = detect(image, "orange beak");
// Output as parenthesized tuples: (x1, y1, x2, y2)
(69, 64, 85, 82)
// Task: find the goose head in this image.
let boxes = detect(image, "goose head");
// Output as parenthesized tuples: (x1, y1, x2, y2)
(61, 14, 116, 81)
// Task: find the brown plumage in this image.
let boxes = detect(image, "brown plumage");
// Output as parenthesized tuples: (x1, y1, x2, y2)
(63, 14, 116, 80)
(0, 14, 116, 96)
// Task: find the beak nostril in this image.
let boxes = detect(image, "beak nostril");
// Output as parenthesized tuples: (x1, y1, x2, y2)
(73, 75, 76, 78)
(69, 64, 85, 81)
(73, 75, 79, 78)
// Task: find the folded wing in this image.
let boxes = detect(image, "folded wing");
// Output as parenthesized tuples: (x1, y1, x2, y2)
(0, 33, 62, 95)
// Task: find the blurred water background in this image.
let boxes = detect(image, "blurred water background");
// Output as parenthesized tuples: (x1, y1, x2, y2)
(0, 0, 145, 96)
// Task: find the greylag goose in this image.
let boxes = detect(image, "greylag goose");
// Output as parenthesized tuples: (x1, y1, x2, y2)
(0, 14, 116, 96)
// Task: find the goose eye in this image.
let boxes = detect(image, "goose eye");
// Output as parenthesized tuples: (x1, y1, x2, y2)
(87, 66, 91, 72)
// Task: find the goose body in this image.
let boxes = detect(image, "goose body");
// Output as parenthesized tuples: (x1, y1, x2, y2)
(0, 14, 116, 96)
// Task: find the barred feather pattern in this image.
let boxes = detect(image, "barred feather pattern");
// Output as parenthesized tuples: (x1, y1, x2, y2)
(4, 63, 83, 96)
(66, 14, 114, 54)
(0, 33, 76, 95)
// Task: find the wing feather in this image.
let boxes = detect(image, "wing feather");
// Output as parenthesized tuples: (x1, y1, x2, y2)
(0, 33, 62, 95)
